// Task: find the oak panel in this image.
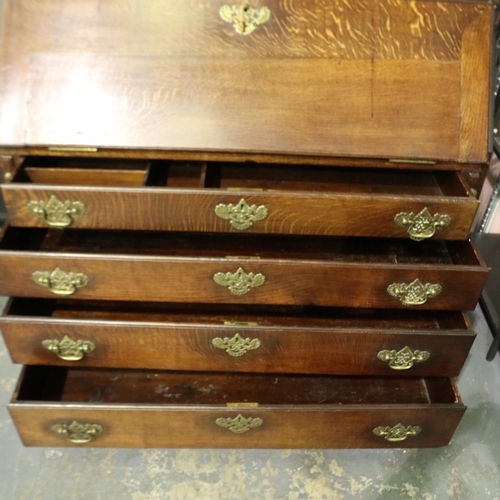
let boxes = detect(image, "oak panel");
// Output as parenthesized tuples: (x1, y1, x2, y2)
(2, 160, 479, 238)
(0, 299, 475, 376)
(0, 0, 492, 162)
(0, 227, 488, 309)
(9, 367, 465, 448)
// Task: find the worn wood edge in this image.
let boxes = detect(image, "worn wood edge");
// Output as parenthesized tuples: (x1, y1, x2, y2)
(8, 401, 466, 411)
(0, 248, 489, 272)
(0, 315, 477, 337)
(468, 237, 491, 268)
(460, 6, 493, 162)
(0, 148, 486, 171)
(463, 311, 475, 329)
(9, 365, 27, 403)
(1, 184, 480, 206)
(449, 378, 464, 404)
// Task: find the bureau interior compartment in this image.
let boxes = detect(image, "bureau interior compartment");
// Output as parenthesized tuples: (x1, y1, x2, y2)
(202, 163, 471, 197)
(0, 226, 483, 267)
(5, 298, 470, 331)
(14, 157, 153, 187)
(14, 366, 460, 407)
(11, 157, 473, 198)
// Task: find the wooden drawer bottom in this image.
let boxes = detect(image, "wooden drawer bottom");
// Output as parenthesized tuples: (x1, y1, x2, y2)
(9, 367, 465, 448)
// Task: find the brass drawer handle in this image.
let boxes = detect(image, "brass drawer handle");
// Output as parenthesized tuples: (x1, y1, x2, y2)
(216, 414, 263, 433)
(377, 346, 430, 370)
(373, 423, 422, 442)
(220, 2, 270, 35)
(387, 279, 442, 306)
(214, 267, 265, 295)
(32, 267, 89, 296)
(42, 335, 96, 361)
(394, 207, 451, 241)
(212, 333, 261, 356)
(27, 195, 85, 228)
(215, 198, 269, 230)
(52, 420, 102, 443)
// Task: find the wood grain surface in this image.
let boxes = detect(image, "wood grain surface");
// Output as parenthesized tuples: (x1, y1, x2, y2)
(2, 176, 478, 239)
(0, 227, 488, 309)
(0, 0, 492, 162)
(9, 367, 466, 448)
(0, 299, 475, 375)
(2, 160, 479, 237)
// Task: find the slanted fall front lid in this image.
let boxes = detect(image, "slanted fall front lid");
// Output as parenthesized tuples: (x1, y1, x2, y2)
(0, 0, 492, 162)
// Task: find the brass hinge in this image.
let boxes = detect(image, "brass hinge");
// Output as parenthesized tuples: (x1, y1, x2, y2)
(226, 187, 264, 192)
(223, 321, 259, 326)
(48, 147, 98, 153)
(226, 402, 259, 407)
(224, 256, 261, 260)
(389, 159, 436, 165)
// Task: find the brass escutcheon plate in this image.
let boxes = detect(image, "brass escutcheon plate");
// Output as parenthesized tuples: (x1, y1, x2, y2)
(373, 423, 422, 442)
(394, 207, 451, 241)
(212, 333, 261, 356)
(27, 195, 85, 228)
(215, 414, 263, 433)
(32, 267, 89, 296)
(42, 335, 96, 361)
(215, 198, 268, 230)
(377, 346, 430, 370)
(220, 3, 271, 35)
(213, 267, 265, 295)
(387, 279, 442, 306)
(52, 421, 103, 443)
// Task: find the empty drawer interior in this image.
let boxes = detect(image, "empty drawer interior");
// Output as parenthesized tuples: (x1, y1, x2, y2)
(4, 298, 471, 331)
(0, 226, 483, 267)
(14, 366, 460, 406)
(11, 157, 473, 198)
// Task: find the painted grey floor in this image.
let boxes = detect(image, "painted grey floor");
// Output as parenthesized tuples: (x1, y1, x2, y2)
(0, 302, 499, 500)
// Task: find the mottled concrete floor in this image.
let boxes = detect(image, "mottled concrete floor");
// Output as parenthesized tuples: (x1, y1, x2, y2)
(0, 302, 499, 500)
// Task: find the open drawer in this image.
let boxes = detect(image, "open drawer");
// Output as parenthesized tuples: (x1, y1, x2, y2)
(0, 299, 475, 377)
(0, 226, 489, 309)
(9, 367, 466, 448)
(2, 157, 479, 240)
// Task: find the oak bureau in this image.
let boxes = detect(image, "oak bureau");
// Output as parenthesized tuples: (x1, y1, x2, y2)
(0, 0, 494, 448)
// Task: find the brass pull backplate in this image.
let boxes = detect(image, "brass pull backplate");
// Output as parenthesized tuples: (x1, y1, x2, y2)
(215, 198, 268, 230)
(42, 335, 96, 361)
(212, 333, 261, 356)
(394, 207, 451, 241)
(213, 267, 265, 295)
(373, 423, 422, 442)
(52, 420, 102, 443)
(220, 3, 270, 35)
(32, 267, 89, 296)
(216, 414, 263, 433)
(377, 346, 430, 370)
(27, 195, 85, 228)
(387, 279, 442, 306)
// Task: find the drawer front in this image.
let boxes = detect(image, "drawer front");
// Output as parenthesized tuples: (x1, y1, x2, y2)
(2, 183, 478, 239)
(9, 368, 466, 448)
(9, 406, 465, 449)
(0, 315, 475, 377)
(0, 254, 487, 310)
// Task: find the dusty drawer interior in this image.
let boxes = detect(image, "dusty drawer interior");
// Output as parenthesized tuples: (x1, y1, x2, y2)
(4, 298, 471, 331)
(0, 226, 483, 267)
(14, 366, 460, 407)
(12, 157, 473, 198)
